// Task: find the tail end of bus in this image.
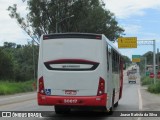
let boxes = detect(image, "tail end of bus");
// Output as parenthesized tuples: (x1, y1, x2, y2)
(37, 76, 46, 105)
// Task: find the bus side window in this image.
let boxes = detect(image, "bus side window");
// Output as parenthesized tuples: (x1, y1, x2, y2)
(112, 50, 119, 74)
(116, 53, 120, 73)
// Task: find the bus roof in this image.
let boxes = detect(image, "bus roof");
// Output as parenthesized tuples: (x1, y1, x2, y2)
(43, 33, 102, 40)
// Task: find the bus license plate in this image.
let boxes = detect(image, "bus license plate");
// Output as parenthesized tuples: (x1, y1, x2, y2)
(65, 90, 77, 95)
(64, 99, 78, 104)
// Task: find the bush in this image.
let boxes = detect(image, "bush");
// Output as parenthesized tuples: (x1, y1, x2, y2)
(148, 81, 160, 94)
(0, 80, 36, 95)
(141, 76, 153, 85)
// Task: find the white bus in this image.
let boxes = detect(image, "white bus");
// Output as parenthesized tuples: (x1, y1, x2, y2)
(37, 33, 124, 114)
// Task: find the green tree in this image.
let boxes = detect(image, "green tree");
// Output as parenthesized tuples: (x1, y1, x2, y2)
(8, 0, 124, 42)
(3, 42, 16, 48)
(12, 44, 39, 81)
(0, 42, 38, 81)
(143, 51, 153, 65)
(0, 48, 14, 80)
(122, 55, 131, 64)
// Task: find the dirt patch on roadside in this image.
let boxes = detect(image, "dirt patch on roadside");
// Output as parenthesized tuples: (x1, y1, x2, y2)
(140, 86, 160, 111)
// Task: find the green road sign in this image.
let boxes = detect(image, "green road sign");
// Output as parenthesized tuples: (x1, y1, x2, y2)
(146, 71, 150, 76)
(132, 55, 141, 58)
(132, 55, 141, 62)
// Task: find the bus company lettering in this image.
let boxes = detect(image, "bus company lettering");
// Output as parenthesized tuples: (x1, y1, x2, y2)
(62, 65, 80, 68)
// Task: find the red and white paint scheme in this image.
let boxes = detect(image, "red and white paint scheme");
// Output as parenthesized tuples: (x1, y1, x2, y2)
(37, 33, 124, 114)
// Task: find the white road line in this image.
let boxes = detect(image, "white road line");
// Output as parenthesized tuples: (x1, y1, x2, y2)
(137, 88, 143, 120)
(138, 88, 142, 110)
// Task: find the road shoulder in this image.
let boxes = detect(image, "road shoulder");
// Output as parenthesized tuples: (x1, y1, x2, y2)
(0, 92, 36, 107)
(140, 86, 160, 111)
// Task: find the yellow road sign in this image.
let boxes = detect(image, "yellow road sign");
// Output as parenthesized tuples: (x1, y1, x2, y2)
(132, 58, 140, 62)
(118, 37, 137, 48)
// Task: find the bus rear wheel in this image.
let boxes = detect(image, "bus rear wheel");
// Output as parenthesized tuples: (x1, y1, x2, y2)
(114, 101, 118, 107)
(55, 106, 71, 114)
(108, 90, 115, 115)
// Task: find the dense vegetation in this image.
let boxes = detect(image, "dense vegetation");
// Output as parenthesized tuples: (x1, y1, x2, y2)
(141, 76, 160, 94)
(148, 81, 160, 94)
(0, 42, 38, 82)
(0, 42, 37, 95)
(141, 76, 154, 85)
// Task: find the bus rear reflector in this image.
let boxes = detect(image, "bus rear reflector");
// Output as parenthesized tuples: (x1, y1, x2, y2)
(97, 77, 105, 96)
(38, 76, 45, 95)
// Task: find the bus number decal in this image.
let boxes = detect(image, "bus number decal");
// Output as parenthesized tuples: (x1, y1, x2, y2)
(64, 99, 78, 104)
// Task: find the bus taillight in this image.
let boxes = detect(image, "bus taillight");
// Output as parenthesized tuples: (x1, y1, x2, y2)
(97, 77, 105, 96)
(38, 76, 45, 95)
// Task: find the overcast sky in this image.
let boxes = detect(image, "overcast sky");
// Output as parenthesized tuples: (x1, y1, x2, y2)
(0, 0, 28, 45)
(1, 0, 160, 58)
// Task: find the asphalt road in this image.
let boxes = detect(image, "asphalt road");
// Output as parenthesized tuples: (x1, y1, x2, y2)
(0, 67, 141, 120)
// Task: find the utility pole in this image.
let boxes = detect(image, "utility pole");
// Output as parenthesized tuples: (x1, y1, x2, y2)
(157, 48, 159, 71)
(153, 40, 156, 84)
(145, 57, 147, 75)
(32, 40, 36, 80)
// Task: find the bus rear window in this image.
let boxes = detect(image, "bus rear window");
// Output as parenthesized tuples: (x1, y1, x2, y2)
(43, 33, 102, 40)
(44, 59, 99, 71)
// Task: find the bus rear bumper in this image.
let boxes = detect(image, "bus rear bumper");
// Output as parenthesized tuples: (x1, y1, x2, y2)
(38, 93, 107, 107)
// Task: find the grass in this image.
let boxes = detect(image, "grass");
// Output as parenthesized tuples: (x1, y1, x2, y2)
(141, 76, 153, 85)
(148, 81, 160, 94)
(141, 76, 160, 94)
(0, 80, 36, 95)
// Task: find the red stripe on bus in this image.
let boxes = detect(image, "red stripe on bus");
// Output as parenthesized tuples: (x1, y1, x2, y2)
(38, 93, 107, 107)
(44, 59, 99, 64)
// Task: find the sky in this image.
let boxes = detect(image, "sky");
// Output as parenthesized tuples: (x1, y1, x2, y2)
(104, 0, 160, 59)
(0, 0, 160, 59)
(0, 0, 28, 45)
